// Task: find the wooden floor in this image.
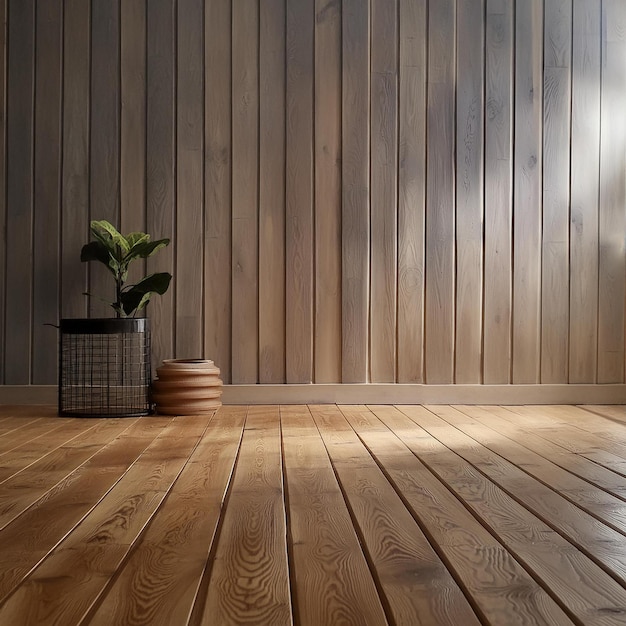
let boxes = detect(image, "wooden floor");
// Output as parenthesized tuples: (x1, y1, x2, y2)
(1, 405, 626, 625)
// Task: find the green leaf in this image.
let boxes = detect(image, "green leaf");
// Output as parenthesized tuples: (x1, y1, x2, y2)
(126, 232, 150, 248)
(90, 220, 130, 255)
(129, 272, 172, 295)
(80, 241, 109, 265)
(80, 241, 119, 276)
(119, 272, 172, 316)
(125, 238, 170, 262)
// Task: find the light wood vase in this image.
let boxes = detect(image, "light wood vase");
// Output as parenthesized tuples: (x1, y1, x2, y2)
(152, 359, 223, 415)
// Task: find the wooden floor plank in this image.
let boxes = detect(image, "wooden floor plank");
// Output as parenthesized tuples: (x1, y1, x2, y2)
(283, 405, 389, 626)
(0, 415, 211, 625)
(0, 418, 105, 483)
(499, 405, 626, 471)
(0, 405, 625, 625)
(0, 416, 44, 438)
(86, 408, 245, 626)
(0, 418, 139, 530)
(432, 405, 626, 534)
(316, 404, 482, 626)
(581, 405, 626, 424)
(459, 405, 626, 499)
(373, 405, 626, 625)
(0, 406, 58, 419)
(0, 417, 171, 602)
(198, 406, 292, 626)
(508, 405, 626, 455)
(359, 405, 575, 625)
(0, 418, 75, 456)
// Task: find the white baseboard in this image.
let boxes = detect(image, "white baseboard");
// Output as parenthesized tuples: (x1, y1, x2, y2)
(1, 384, 625, 406)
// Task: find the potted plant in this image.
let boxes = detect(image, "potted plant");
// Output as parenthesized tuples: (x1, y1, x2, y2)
(58, 220, 172, 418)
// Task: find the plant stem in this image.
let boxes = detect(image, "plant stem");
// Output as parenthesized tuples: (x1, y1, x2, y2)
(116, 273, 122, 318)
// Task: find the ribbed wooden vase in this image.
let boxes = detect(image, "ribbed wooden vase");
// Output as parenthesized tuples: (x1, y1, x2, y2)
(152, 359, 223, 415)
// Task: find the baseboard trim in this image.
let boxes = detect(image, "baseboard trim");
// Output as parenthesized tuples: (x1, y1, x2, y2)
(1, 384, 625, 407)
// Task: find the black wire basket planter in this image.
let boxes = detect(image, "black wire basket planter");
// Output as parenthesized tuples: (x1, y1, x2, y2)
(58, 318, 153, 417)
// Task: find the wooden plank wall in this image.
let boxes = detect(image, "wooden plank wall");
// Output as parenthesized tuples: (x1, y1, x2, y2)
(1, 0, 625, 387)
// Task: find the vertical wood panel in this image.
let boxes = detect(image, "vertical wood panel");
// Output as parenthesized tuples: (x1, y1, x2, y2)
(455, 0, 484, 384)
(342, 0, 369, 383)
(369, 0, 397, 383)
(483, 0, 513, 383)
(176, 0, 204, 357)
(0, 0, 6, 383)
(314, 0, 342, 383)
(259, 0, 285, 384)
(32, 0, 62, 384)
(541, 0, 572, 383)
(61, 0, 89, 321)
(569, 0, 600, 383)
(425, 0, 455, 383)
(397, 0, 426, 383)
(204, 0, 232, 381)
(286, 0, 314, 383)
(598, 0, 626, 382)
(4, 0, 35, 384)
(231, 0, 259, 383)
(146, 0, 175, 369)
(120, 0, 146, 241)
(90, 0, 120, 318)
(1, 2, 625, 393)
(513, 0, 542, 383)
(120, 0, 146, 314)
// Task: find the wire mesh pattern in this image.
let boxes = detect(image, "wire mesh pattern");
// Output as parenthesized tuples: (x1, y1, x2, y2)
(59, 319, 152, 417)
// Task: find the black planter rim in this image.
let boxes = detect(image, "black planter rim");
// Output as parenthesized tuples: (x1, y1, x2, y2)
(60, 317, 149, 335)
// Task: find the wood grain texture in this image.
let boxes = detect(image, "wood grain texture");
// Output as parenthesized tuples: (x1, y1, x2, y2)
(483, 0, 513, 383)
(32, 0, 62, 384)
(3, 405, 626, 622)
(0, 0, 6, 384)
(457, 405, 626, 499)
(0, 418, 168, 602)
(598, 0, 626, 383)
(200, 406, 292, 625)
(541, 0, 572, 383)
(204, 0, 232, 382)
(4, 0, 35, 384)
(569, 0, 600, 383)
(342, 0, 370, 383)
(321, 405, 482, 626)
(455, 0, 484, 383)
(423, 405, 626, 608)
(231, 0, 259, 384)
(0, 417, 209, 626)
(369, 0, 398, 383)
(0, 416, 71, 458)
(0, 418, 137, 532)
(314, 0, 342, 383)
(146, 0, 176, 369)
(283, 405, 389, 626)
(88, 409, 244, 626)
(60, 0, 90, 320)
(176, 0, 204, 357)
(259, 0, 286, 384)
(0, 419, 97, 484)
(425, 0, 455, 383)
(2, 3, 626, 394)
(397, 0, 426, 383)
(89, 0, 120, 318)
(120, 0, 146, 243)
(368, 405, 574, 625)
(513, 0, 542, 383)
(286, 0, 314, 383)
(369, 3, 399, 377)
